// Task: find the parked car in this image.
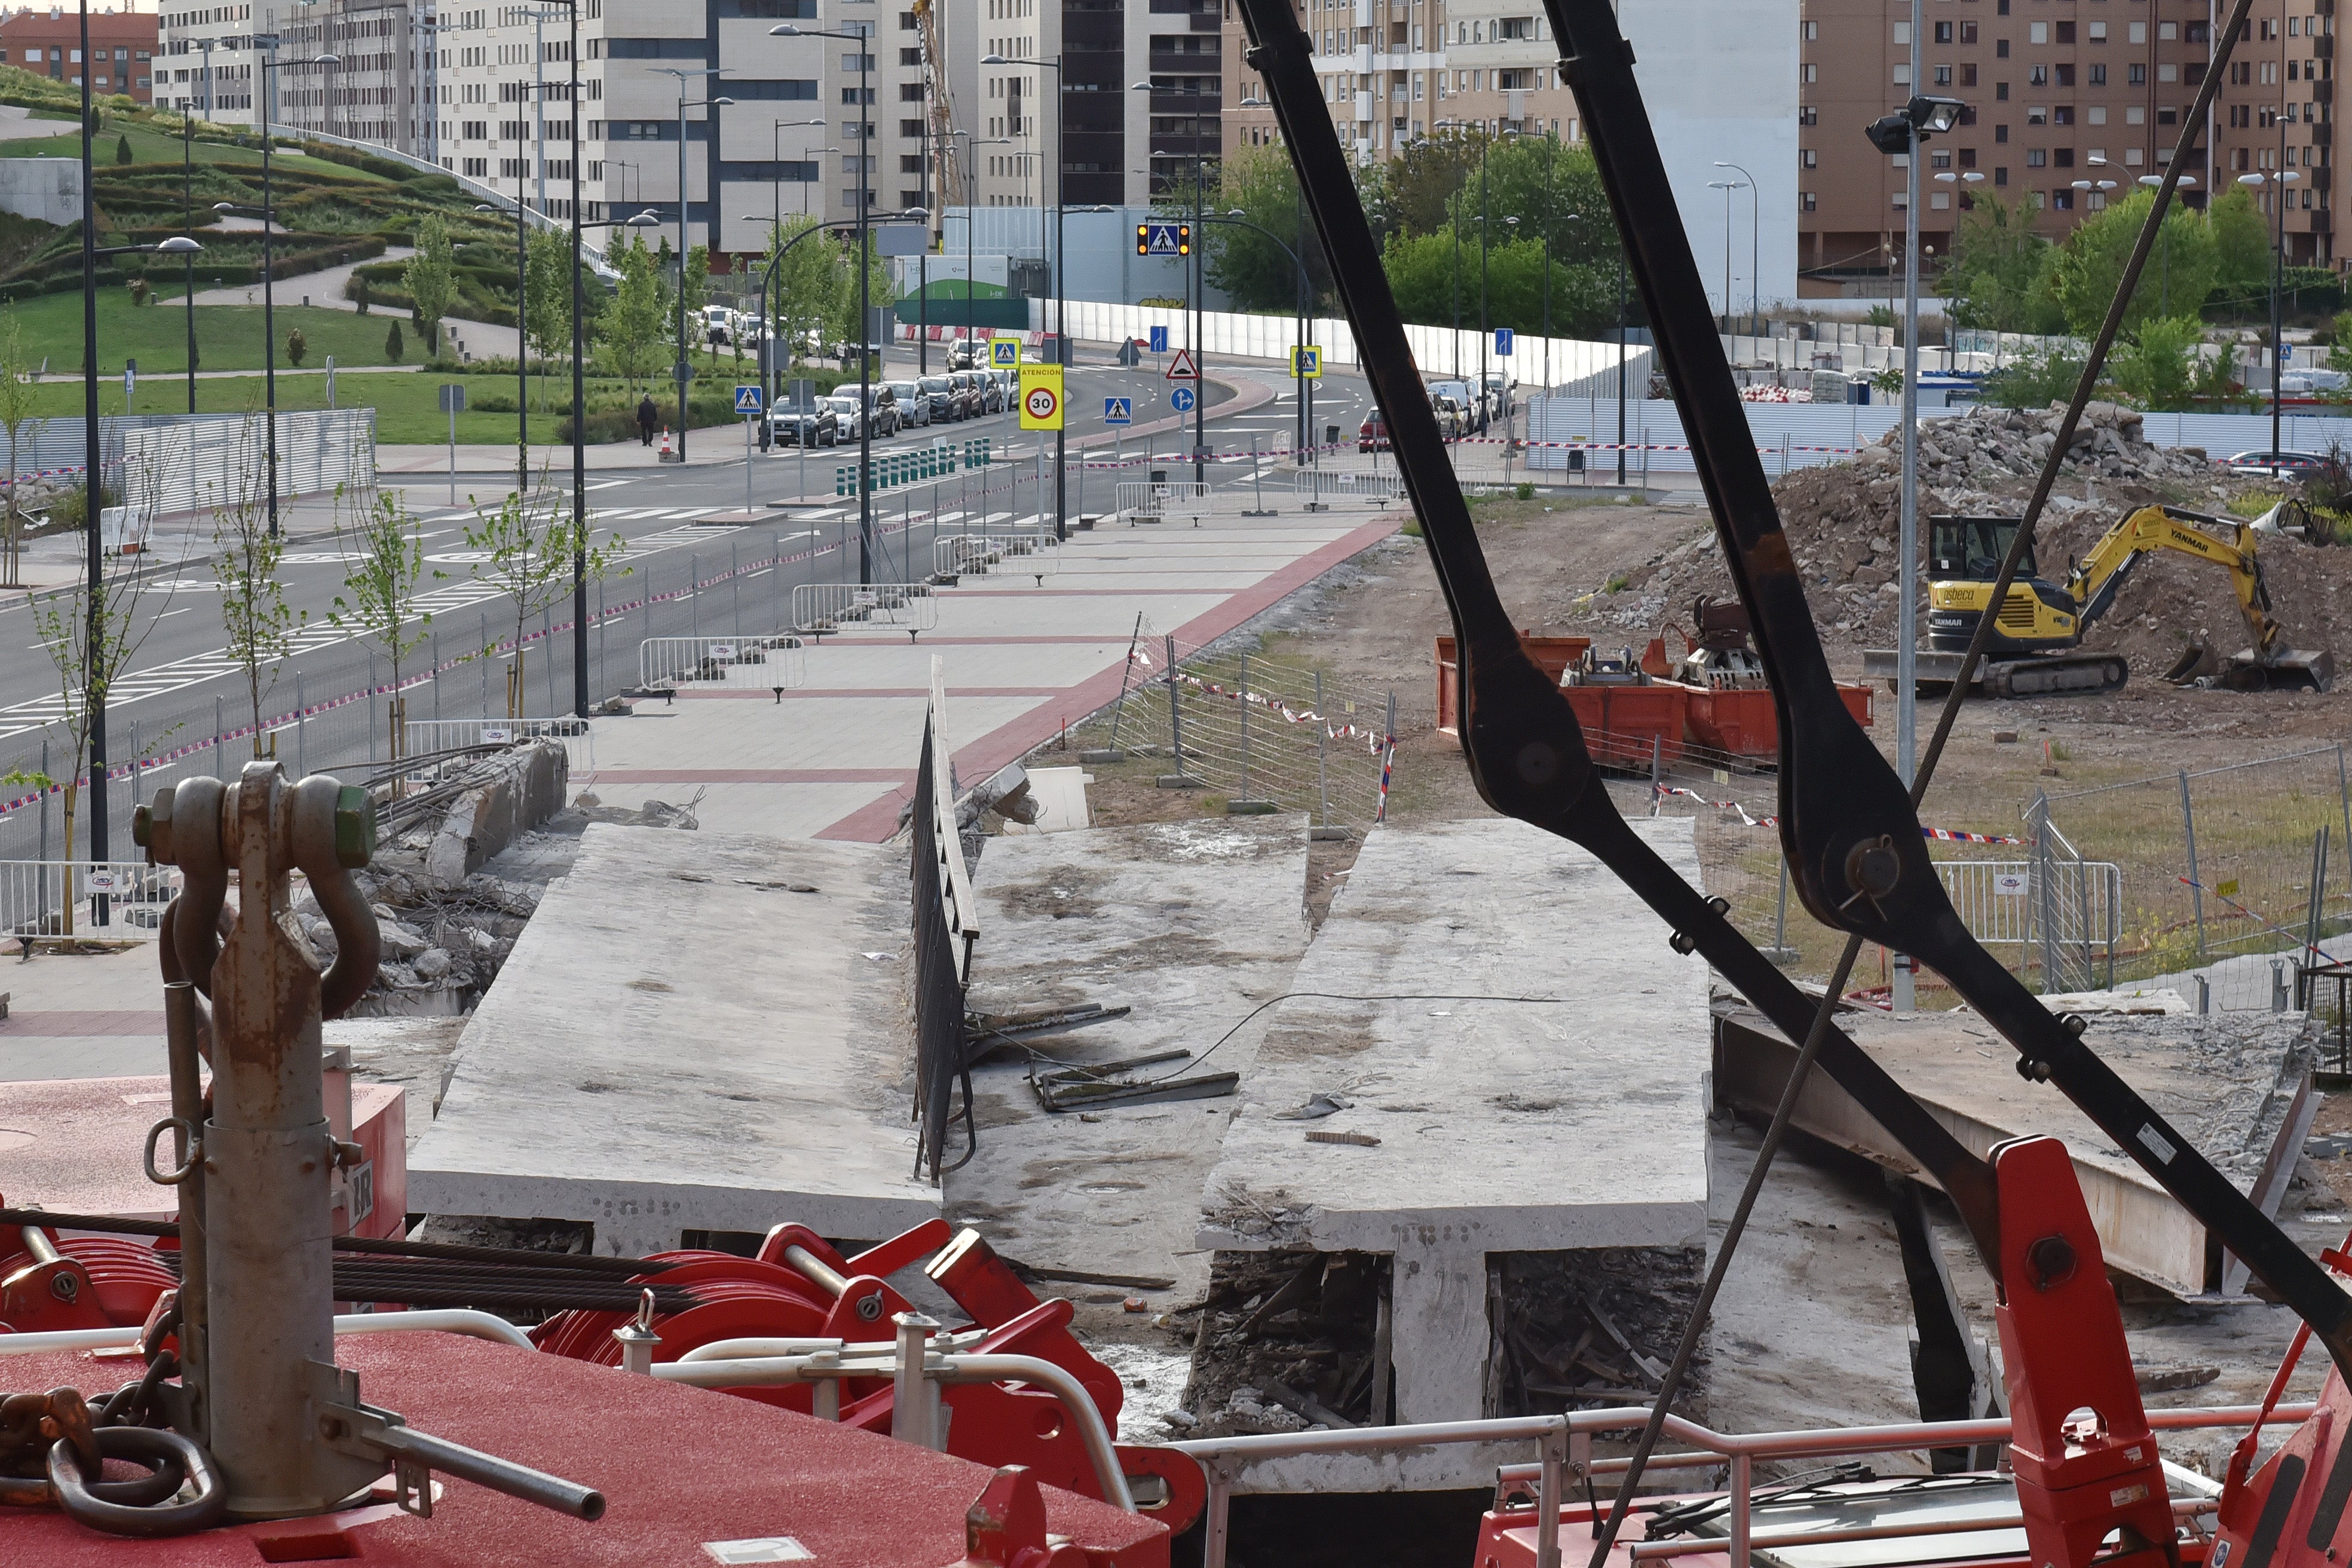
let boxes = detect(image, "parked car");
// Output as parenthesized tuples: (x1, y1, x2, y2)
(2222, 448, 2331, 477)
(948, 337, 982, 370)
(981, 370, 1012, 414)
(917, 376, 958, 422)
(948, 371, 988, 419)
(1358, 411, 1389, 452)
(770, 402, 839, 448)
(862, 384, 902, 436)
(887, 380, 932, 428)
(1431, 394, 1470, 440)
(825, 394, 868, 440)
(1480, 370, 1515, 419)
(1426, 380, 1487, 434)
(701, 305, 737, 347)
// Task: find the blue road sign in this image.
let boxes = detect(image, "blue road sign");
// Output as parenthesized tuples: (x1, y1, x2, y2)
(1146, 223, 1183, 256)
(1104, 397, 1133, 425)
(1494, 328, 1515, 357)
(1171, 386, 1197, 414)
(1149, 325, 1169, 354)
(733, 384, 764, 414)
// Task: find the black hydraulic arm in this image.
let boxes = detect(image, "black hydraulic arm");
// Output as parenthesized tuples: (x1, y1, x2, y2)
(1226, 0, 2000, 1275)
(1533, 0, 2352, 1368)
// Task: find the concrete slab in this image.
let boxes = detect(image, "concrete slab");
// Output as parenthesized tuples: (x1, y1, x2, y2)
(1199, 816, 1713, 1425)
(1714, 1000, 2317, 1298)
(409, 822, 936, 1256)
(947, 816, 1313, 1302)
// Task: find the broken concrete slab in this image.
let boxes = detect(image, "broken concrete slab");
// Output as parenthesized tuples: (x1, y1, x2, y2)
(1200, 817, 1713, 1434)
(1713, 1000, 2317, 1298)
(409, 822, 936, 1256)
(948, 815, 1312, 1303)
(420, 739, 570, 889)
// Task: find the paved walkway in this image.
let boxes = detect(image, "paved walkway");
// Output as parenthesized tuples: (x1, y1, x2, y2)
(574, 482, 1402, 841)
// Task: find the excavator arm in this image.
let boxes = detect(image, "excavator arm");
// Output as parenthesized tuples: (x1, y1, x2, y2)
(2071, 503, 2283, 663)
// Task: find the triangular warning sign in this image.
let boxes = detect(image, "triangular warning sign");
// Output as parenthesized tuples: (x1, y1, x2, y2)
(1165, 347, 1198, 381)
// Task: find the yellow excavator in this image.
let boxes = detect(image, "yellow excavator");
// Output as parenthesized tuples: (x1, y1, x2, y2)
(1863, 504, 2335, 697)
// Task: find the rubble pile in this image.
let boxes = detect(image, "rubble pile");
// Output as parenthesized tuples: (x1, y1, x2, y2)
(1849, 401, 2217, 488)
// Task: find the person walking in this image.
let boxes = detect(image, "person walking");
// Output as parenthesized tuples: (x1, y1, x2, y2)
(636, 394, 659, 447)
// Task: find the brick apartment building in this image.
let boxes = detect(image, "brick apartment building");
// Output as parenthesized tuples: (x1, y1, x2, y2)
(1799, 1, 2339, 289)
(0, 5, 158, 105)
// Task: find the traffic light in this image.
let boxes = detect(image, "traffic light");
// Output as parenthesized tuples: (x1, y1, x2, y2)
(1177, 223, 1192, 256)
(1135, 224, 1149, 256)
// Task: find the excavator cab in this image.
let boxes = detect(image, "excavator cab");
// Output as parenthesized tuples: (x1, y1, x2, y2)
(1925, 516, 2084, 657)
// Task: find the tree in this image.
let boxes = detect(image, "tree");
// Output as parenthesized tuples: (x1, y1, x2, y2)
(462, 464, 625, 718)
(403, 213, 456, 359)
(1943, 188, 2060, 334)
(2208, 184, 2273, 312)
(680, 241, 711, 354)
(385, 319, 405, 363)
(2046, 189, 2219, 336)
(329, 487, 436, 761)
(600, 232, 666, 392)
(524, 224, 574, 408)
(0, 313, 34, 589)
(1206, 143, 1328, 314)
(114, 133, 131, 166)
(29, 541, 158, 933)
(827, 234, 892, 352)
(768, 217, 842, 373)
(2108, 315, 2205, 411)
(213, 449, 305, 754)
(286, 327, 308, 367)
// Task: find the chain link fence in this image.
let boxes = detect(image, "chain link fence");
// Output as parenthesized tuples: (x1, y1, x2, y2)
(1098, 631, 1398, 833)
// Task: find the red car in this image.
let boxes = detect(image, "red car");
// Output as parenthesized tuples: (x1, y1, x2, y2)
(1358, 411, 1389, 452)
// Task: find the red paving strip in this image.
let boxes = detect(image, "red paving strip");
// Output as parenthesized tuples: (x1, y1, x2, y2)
(586, 768, 917, 785)
(806, 635, 1141, 647)
(673, 687, 1072, 700)
(815, 514, 1402, 842)
(2, 1012, 167, 1037)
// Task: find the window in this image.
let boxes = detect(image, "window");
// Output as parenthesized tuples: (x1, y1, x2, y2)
(899, 47, 921, 65)
(1802, 62, 1816, 83)
(1931, 149, 1952, 169)
(2087, 64, 2105, 85)
(2054, 147, 2073, 168)
(1994, 166, 2008, 186)
(2124, 147, 2143, 166)
(1996, 80, 2010, 100)
(1497, 17, 1532, 40)
(841, 86, 874, 103)
(606, 38, 708, 59)
(1961, 22, 1978, 44)
(1934, 20, 1952, 43)
(2051, 188, 2073, 209)
(2088, 106, 2106, 125)
(1799, 106, 1817, 127)
(1959, 147, 1977, 169)
(1892, 189, 1908, 210)
(2053, 105, 2073, 125)
(1801, 148, 1818, 168)
(2029, 65, 2047, 85)
(1801, 19, 1816, 39)
(1996, 122, 2009, 142)
(2054, 64, 2074, 87)
(1934, 65, 1952, 86)
(1996, 38, 2009, 58)
(2128, 22, 2146, 44)
(2128, 64, 2146, 85)
(2028, 22, 2047, 44)
(1962, 65, 1977, 88)
(1893, 20, 1910, 44)
(2026, 146, 2047, 166)
(899, 154, 923, 173)
(899, 81, 924, 100)
(1894, 64, 1912, 85)
(2126, 105, 2145, 125)
(2055, 21, 2074, 44)
(2087, 21, 2106, 43)
(1802, 191, 1817, 211)
(2025, 105, 2045, 124)
(1931, 191, 1951, 210)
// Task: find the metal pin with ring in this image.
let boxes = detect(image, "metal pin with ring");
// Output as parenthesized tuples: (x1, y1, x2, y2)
(142, 1117, 202, 1187)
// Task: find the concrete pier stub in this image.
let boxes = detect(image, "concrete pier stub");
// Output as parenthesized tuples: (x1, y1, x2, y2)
(1200, 817, 1711, 1426)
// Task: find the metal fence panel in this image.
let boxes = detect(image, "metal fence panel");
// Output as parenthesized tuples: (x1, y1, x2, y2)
(1293, 470, 1405, 507)
(0, 859, 178, 940)
(400, 718, 597, 772)
(791, 581, 941, 639)
(635, 636, 809, 693)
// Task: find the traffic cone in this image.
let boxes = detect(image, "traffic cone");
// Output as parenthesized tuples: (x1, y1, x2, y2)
(659, 427, 673, 461)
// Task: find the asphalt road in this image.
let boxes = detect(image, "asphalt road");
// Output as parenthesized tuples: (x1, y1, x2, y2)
(0, 354, 1376, 860)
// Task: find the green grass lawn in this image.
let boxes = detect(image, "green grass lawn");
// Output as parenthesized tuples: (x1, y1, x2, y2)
(5, 127, 389, 182)
(4, 366, 688, 445)
(3, 295, 416, 375)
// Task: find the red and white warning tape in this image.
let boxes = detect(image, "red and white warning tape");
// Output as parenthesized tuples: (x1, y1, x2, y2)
(1653, 784, 2022, 844)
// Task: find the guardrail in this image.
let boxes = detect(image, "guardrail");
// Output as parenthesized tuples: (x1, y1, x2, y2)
(1938, 858, 2122, 956)
(400, 718, 596, 772)
(636, 636, 810, 693)
(1294, 468, 1406, 509)
(911, 657, 979, 1181)
(791, 582, 942, 641)
(1114, 480, 1212, 526)
(1171, 1401, 2278, 1568)
(1, 859, 179, 941)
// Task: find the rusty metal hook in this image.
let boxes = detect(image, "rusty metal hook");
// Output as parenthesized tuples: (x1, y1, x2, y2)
(141, 1117, 202, 1187)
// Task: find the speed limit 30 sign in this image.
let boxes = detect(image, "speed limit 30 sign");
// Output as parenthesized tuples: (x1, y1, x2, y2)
(1018, 365, 1065, 430)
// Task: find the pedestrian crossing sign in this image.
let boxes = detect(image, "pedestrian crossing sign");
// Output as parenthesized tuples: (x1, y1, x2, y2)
(991, 337, 1022, 368)
(1291, 345, 1323, 378)
(733, 384, 764, 414)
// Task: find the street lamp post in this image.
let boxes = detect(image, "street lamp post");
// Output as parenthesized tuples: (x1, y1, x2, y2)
(1134, 80, 1209, 484)
(2239, 160, 2301, 455)
(951, 131, 1010, 372)
(1706, 180, 1745, 335)
(770, 117, 826, 234)
(1207, 209, 1311, 436)
(1864, 86, 1965, 1015)
(1714, 160, 1760, 334)
(471, 195, 531, 494)
(655, 66, 729, 463)
(215, 46, 339, 543)
(985, 51, 1068, 537)
(774, 23, 876, 580)
(182, 103, 197, 414)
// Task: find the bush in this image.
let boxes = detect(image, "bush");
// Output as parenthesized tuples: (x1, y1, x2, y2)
(558, 406, 644, 444)
(113, 133, 131, 166)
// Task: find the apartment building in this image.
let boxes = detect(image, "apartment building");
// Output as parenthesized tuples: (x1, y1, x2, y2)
(1224, 0, 1799, 313)
(2209, 4, 2335, 268)
(0, 5, 158, 105)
